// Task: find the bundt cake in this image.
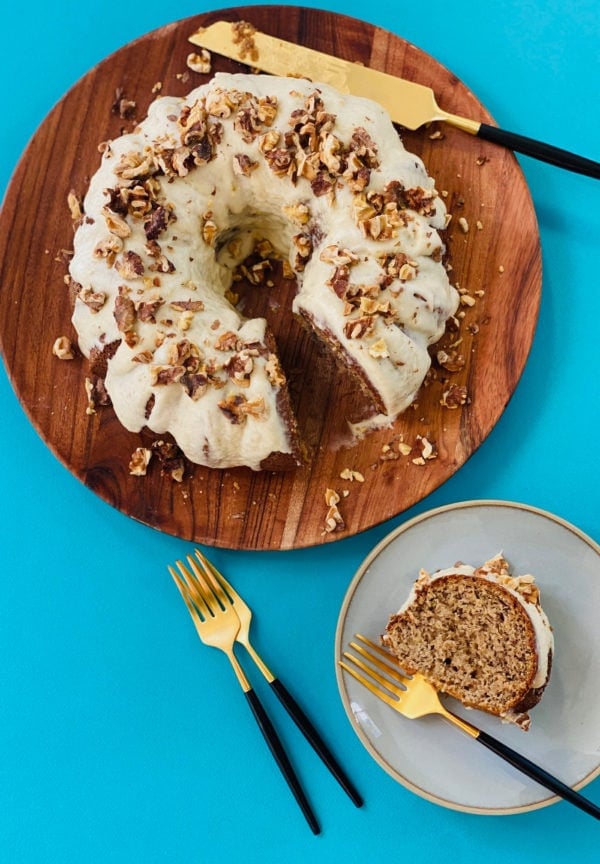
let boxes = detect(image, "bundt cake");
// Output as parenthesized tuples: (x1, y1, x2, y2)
(382, 555, 554, 728)
(69, 72, 458, 470)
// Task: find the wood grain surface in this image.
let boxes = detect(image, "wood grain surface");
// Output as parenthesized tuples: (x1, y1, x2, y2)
(0, 6, 541, 550)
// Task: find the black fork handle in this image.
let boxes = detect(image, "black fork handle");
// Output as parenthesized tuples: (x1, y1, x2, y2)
(270, 678, 363, 807)
(477, 729, 600, 819)
(244, 688, 320, 834)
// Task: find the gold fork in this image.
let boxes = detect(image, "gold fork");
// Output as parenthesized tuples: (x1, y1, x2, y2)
(341, 635, 600, 820)
(169, 555, 320, 834)
(192, 548, 362, 807)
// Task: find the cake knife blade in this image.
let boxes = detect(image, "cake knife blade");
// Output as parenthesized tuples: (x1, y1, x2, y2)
(189, 21, 600, 179)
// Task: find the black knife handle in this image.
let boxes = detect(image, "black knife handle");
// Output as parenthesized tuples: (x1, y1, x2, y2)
(477, 122, 600, 179)
(245, 688, 320, 834)
(270, 678, 363, 807)
(477, 729, 600, 819)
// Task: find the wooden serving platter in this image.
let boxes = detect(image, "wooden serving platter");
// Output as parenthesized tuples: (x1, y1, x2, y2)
(0, 6, 541, 550)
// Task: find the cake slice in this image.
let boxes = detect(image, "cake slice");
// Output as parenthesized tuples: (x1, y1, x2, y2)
(382, 555, 553, 729)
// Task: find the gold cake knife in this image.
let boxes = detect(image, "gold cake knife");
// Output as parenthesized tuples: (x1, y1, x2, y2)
(189, 21, 599, 179)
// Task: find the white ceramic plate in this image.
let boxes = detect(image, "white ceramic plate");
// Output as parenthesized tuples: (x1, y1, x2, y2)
(334, 500, 600, 814)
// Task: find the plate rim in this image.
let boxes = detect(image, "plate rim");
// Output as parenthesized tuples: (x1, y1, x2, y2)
(334, 498, 600, 815)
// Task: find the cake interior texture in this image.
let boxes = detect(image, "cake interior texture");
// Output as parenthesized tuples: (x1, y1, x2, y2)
(384, 574, 539, 716)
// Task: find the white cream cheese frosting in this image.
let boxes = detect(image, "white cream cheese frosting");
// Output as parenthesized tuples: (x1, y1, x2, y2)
(69, 73, 458, 469)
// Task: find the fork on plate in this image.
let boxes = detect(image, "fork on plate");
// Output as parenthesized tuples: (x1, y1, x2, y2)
(340, 635, 600, 820)
(169, 550, 362, 834)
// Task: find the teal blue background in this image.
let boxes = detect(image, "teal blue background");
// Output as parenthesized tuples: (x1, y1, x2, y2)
(1, 2, 599, 861)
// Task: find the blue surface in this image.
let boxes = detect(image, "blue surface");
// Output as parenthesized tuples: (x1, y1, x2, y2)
(1, 1, 599, 861)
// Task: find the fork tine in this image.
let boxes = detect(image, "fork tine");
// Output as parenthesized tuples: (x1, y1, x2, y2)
(183, 555, 224, 615)
(173, 559, 215, 619)
(339, 660, 402, 710)
(342, 649, 407, 700)
(168, 565, 192, 606)
(354, 635, 414, 686)
(193, 549, 236, 604)
(350, 636, 412, 687)
(168, 565, 206, 636)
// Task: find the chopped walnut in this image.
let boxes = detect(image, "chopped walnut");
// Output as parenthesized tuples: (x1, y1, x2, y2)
(282, 202, 310, 225)
(151, 440, 185, 481)
(319, 245, 359, 266)
(115, 250, 145, 279)
(205, 87, 239, 119)
(399, 262, 418, 281)
(67, 190, 82, 221)
(132, 350, 154, 364)
(234, 153, 258, 176)
(325, 487, 340, 506)
(436, 349, 465, 372)
(84, 376, 111, 415)
(169, 299, 205, 313)
(114, 148, 156, 181)
(78, 286, 106, 312)
(291, 233, 312, 270)
(136, 298, 163, 323)
(234, 95, 278, 144)
(129, 447, 152, 476)
(84, 377, 96, 415)
(320, 132, 343, 173)
(440, 383, 468, 408)
(183, 372, 209, 401)
(112, 87, 137, 120)
(144, 206, 171, 241)
(93, 236, 123, 265)
(344, 316, 374, 340)
(145, 240, 175, 274)
(412, 436, 437, 465)
(265, 354, 285, 387)
(113, 292, 137, 335)
(255, 238, 274, 258)
(218, 393, 266, 423)
(214, 331, 242, 352)
(258, 129, 281, 153)
(102, 207, 131, 238)
(225, 351, 254, 387)
(151, 365, 185, 386)
(323, 487, 345, 533)
(235, 255, 273, 286)
(368, 338, 389, 359)
(201, 211, 218, 246)
(186, 50, 212, 74)
(339, 468, 365, 482)
(178, 311, 194, 331)
(52, 336, 75, 360)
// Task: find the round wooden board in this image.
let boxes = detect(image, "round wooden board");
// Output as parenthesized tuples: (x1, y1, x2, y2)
(0, 6, 541, 550)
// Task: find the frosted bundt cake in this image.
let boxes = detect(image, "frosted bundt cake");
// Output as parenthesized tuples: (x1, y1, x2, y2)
(382, 555, 554, 728)
(69, 72, 458, 470)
